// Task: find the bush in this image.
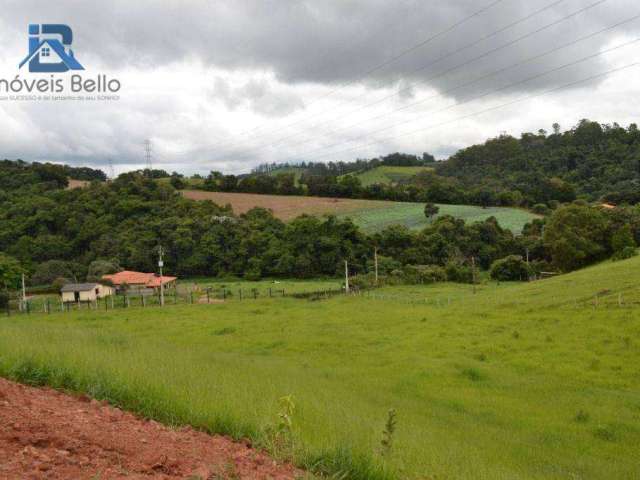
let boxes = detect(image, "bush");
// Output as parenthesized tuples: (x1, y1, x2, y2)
(349, 272, 379, 289)
(445, 262, 473, 283)
(402, 265, 446, 284)
(611, 225, 636, 254)
(612, 246, 637, 261)
(490, 255, 532, 281)
(365, 255, 401, 275)
(532, 203, 551, 215)
(51, 277, 71, 292)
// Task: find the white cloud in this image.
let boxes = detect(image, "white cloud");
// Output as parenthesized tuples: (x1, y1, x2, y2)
(0, 0, 638, 175)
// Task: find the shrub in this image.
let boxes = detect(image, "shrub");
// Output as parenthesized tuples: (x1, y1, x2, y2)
(532, 203, 550, 215)
(350, 272, 380, 289)
(51, 277, 71, 292)
(366, 255, 401, 276)
(445, 262, 473, 283)
(490, 255, 532, 281)
(402, 265, 446, 284)
(611, 225, 636, 257)
(611, 246, 637, 261)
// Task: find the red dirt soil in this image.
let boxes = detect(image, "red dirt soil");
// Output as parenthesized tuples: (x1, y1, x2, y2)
(0, 377, 299, 479)
(181, 190, 390, 221)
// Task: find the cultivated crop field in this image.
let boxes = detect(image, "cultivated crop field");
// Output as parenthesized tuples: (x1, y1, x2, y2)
(182, 190, 537, 232)
(1, 257, 639, 479)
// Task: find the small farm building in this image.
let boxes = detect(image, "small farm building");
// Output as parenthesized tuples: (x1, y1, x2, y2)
(102, 270, 177, 292)
(61, 283, 115, 303)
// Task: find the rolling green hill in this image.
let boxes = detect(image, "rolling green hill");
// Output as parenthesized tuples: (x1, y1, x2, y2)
(344, 166, 434, 187)
(338, 202, 537, 233)
(1, 256, 639, 479)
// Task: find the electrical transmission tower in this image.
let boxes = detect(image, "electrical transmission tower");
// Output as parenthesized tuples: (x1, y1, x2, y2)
(144, 139, 153, 173)
(107, 158, 115, 180)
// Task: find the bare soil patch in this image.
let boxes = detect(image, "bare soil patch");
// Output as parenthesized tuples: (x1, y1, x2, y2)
(66, 179, 90, 189)
(181, 190, 390, 221)
(0, 377, 298, 479)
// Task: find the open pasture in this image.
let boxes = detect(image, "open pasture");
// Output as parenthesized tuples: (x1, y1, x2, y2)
(1, 257, 639, 479)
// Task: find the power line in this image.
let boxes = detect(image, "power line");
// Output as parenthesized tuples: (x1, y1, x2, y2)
(202, 0, 507, 152)
(240, 0, 569, 149)
(301, 59, 640, 162)
(215, 0, 606, 161)
(276, 10, 640, 153)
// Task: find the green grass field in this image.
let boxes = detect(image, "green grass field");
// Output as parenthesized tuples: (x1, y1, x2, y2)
(341, 166, 434, 187)
(183, 277, 340, 292)
(1, 257, 639, 479)
(339, 202, 538, 233)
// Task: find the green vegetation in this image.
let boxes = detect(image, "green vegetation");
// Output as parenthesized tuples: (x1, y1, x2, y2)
(344, 166, 434, 187)
(439, 120, 640, 205)
(1, 256, 639, 479)
(200, 121, 640, 208)
(340, 202, 537, 233)
(181, 278, 342, 295)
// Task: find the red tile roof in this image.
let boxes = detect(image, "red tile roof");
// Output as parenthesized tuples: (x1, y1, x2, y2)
(102, 270, 177, 287)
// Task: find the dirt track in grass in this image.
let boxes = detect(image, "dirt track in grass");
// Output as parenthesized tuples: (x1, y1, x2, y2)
(0, 377, 298, 479)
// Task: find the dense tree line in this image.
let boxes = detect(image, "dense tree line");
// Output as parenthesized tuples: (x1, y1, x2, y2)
(436, 120, 640, 206)
(251, 152, 436, 176)
(198, 120, 640, 208)
(1, 151, 638, 292)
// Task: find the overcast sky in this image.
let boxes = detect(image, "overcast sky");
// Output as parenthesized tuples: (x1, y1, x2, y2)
(0, 0, 639, 175)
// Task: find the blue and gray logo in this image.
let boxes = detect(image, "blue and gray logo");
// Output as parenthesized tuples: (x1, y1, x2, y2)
(19, 24, 84, 72)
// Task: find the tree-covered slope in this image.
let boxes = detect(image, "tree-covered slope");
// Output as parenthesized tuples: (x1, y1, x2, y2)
(436, 120, 640, 205)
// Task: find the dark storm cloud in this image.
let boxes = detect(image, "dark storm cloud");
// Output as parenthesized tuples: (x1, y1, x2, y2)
(3, 0, 639, 98)
(1, 0, 639, 173)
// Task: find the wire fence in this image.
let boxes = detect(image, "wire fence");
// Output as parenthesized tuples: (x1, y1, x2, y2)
(3, 285, 349, 316)
(5, 279, 640, 317)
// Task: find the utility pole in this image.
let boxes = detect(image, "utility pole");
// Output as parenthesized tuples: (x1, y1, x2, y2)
(471, 256, 477, 294)
(374, 247, 379, 285)
(344, 260, 350, 294)
(21, 273, 26, 309)
(144, 139, 153, 174)
(158, 246, 165, 307)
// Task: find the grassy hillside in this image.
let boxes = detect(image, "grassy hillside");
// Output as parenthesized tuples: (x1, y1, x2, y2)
(266, 166, 307, 183)
(344, 166, 434, 187)
(1, 257, 639, 479)
(340, 202, 537, 233)
(182, 190, 537, 233)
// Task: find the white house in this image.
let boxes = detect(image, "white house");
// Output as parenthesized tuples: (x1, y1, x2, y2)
(61, 283, 114, 303)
